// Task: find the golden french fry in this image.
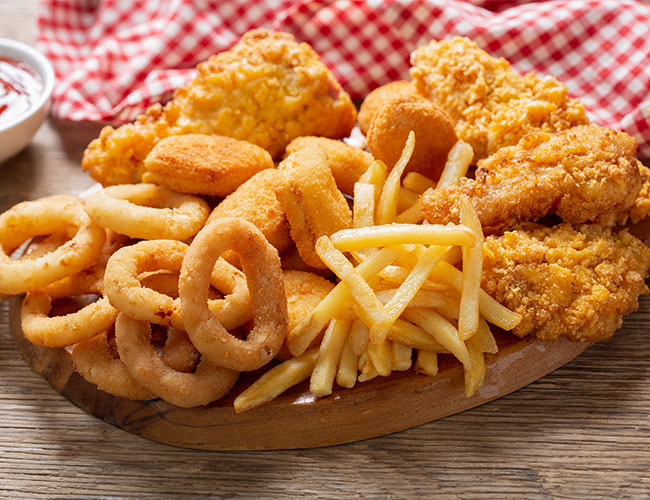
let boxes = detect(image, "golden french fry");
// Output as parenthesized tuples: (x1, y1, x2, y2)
(348, 318, 370, 356)
(397, 187, 419, 213)
(353, 182, 377, 229)
(388, 318, 448, 352)
(392, 341, 412, 371)
(415, 350, 438, 377)
(436, 140, 473, 189)
(395, 200, 424, 224)
(458, 197, 483, 340)
(403, 171, 436, 194)
(330, 224, 474, 252)
(358, 158, 387, 188)
(475, 317, 498, 354)
(367, 340, 392, 377)
(464, 333, 486, 396)
(376, 131, 415, 224)
(233, 349, 318, 413)
(358, 354, 379, 382)
(336, 338, 359, 389)
(310, 319, 352, 397)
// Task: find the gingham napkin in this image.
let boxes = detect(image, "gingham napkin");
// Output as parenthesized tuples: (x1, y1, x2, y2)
(36, 0, 650, 157)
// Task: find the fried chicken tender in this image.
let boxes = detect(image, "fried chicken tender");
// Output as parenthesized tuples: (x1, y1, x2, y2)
(142, 134, 272, 196)
(284, 136, 374, 196)
(481, 222, 650, 341)
(410, 36, 588, 161)
(421, 125, 644, 234)
(82, 29, 356, 185)
(357, 80, 419, 135)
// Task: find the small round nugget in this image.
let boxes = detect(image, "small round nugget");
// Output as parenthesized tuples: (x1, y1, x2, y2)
(358, 80, 419, 135)
(143, 134, 273, 196)
(367, 96, 458, 181)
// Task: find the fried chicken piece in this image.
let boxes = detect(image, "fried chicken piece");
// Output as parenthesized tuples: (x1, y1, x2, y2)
(410, 36, 588, 161)
(481, 222, 650, 341)
(421, 125, 644, 234)
(357, 80, 419, 135)
(82, 29, 356, 185)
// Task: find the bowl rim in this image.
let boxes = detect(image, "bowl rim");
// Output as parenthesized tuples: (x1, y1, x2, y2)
(0, 37, 55, 133)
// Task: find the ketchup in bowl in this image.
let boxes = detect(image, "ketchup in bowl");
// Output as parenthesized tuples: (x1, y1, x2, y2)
(0, 57, 43, 124)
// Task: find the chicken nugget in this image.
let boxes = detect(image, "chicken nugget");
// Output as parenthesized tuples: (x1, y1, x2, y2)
(284, 136, 374, 196)
(275, 148, 352, 269)
(357, 80, 419, 135)
(275, 270, 335, 360)
(367, 96, 457, 181)
(207, 169, 291, 253)
(143, 134, 272, 196)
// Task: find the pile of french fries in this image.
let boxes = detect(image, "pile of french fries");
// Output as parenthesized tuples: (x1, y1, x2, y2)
(234, 132, 522, 412)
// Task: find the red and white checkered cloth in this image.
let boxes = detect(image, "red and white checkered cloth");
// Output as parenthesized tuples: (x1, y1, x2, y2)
(37, 0, 650, 158)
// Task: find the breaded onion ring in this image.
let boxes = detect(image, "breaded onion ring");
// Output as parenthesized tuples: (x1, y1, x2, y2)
(160, 327, 201, 373)
(104, 240, 251, 331)
(358, 80, 419, 135)
(115, 314, 239, 408)
(0, 195, 105, 295)
(85, 184, 210, 240)
(275, 148, 352, 268)
(180, 217, 288, 371)
(142, 134, 273, 196)
(71, 330, 156, 400)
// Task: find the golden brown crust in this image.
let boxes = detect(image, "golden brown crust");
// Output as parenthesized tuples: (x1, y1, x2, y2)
(357, 80, 419, 135)
(421, 125, 643, 233)
(410, 36, 588, 161)
(284, 136, 374, 196)
(366, 96, 457, 181)
(481, 222, 650, 341)
(275, 148, 352, 269)
(142, 134, 272, 196)
(207, 169, 292, 253)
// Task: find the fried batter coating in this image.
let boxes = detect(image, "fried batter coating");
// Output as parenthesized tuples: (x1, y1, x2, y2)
(357, 80, 419, 135)
(410, 36, 588, 161)
(207, 169, 291, 253)
(82, 29, 356, 185)
(275, 148, 353, 268)
(482, 222, 650, 341)
(367, 96, 457, 181)
(142, 134, 272, 196)
(421, 125, 643, 234)
(284, 136, 374, 196)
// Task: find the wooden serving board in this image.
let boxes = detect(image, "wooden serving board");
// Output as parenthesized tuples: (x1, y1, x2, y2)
(9, 296, 590, 450)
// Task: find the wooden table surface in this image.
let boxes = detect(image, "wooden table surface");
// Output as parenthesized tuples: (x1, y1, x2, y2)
(1, 2, 650, 498)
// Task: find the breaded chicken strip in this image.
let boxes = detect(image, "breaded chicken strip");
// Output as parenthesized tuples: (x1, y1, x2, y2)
(420, 125, 644, 234)
(481, 222, 650, 341)
(410, 37, 588, 161)
(82, 29, 356, 185)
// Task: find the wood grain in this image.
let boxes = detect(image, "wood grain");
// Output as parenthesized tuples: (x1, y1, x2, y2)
(1, 1, 650, 498)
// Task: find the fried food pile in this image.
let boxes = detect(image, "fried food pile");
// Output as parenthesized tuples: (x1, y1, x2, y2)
(2, 31, 650, 413)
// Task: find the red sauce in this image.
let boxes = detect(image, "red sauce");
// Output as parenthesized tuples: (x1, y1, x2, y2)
(0, 57, 43, 123)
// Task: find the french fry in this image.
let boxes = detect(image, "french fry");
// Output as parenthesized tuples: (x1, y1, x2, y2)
(388, 318, 448, 352)
(336, 338, 359, 388)
(395, 200, 424, 224)
(415, 350, 439, 377)
(348, 318, 370, 356)
(330, 224, 474, 252)
(233, 349, 318, 413)
(376, 131, 415, 224)
(464, 333, 486, 397)
(353, 182, 378, 228)
(397, 187, 419, 213)
(310, 319, 352, 397)
(358, 354, 379, 382)
(436, 140, 473, 189)
(475, 317, 498, 354)
(458, 197, 483, 340)
(376, 288, 458, 311)
(403, 171, 436, 194)
(367, 340, 392, 377)
(358, 158, 387, 190)
(392, 341, 413, 371)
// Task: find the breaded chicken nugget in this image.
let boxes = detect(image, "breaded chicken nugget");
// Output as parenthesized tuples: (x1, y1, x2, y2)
(82, 29, 356, 185)
(275, 269, 335, 360)
(284, 136, 374, 196)
(142, 134, 272, 196)
(367, 96, 457, 181)
(207, 169, 291, 253)
(275, 148, 352, 268)
(357, 80, 419, 135)
(482, 222, 650, 341)
(410, 36, 588, 161)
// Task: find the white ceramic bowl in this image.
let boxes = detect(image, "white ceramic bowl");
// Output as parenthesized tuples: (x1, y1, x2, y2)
(0, 38, 55, 164)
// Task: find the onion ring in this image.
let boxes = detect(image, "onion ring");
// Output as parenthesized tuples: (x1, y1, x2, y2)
(104, 239, 252, 331)
(84, 183, 210, 240)
(160, 327, 201, 373)
(0, 195, 105, 295)
(71, 330, 156, 400)
(115, 313, 239, 408)
(180, 217, 288, 371)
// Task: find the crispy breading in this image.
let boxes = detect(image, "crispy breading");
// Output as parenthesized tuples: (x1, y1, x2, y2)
(481, 222, 650, 341)
(420, 125, 643, 234)
(143, 134, 273, 196)
(82, 29, 356, 185)
(410, 36, 588, 161)
(284, 136, 374, 196)
(357, 80, 419, 135)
